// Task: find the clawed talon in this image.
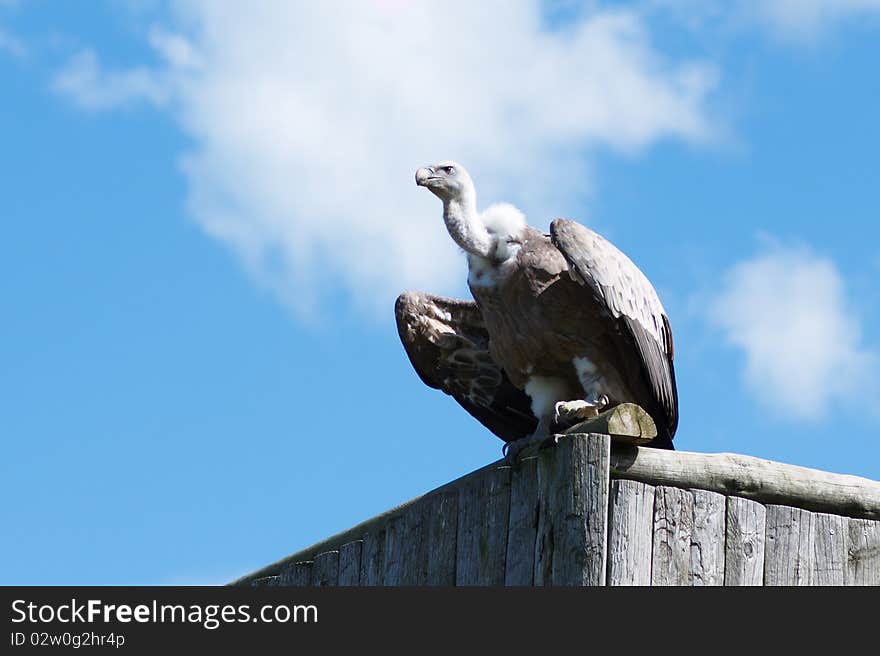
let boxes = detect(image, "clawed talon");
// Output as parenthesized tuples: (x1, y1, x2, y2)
(505, 395, 616, 466)
(553, 397, 609, 427)
(503, 428, 550, 467)
(503, 439, 524, 467)
(503, 437, 532, 467)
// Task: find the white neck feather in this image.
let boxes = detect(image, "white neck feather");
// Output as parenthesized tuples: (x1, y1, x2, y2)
(443, 194, 492, 259)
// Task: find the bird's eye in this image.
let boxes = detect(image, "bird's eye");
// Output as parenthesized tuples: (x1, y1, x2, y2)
(444, 166, 455, 175)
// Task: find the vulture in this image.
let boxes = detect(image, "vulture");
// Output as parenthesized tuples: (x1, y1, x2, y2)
(396, 160, 677, 461)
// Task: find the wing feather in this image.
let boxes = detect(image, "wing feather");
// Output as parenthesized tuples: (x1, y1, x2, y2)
(550, 219, 678, 444)
(395, 291, 537, 442)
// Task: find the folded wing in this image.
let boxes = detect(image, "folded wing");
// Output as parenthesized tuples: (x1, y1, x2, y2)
(550, 219, 678, 445)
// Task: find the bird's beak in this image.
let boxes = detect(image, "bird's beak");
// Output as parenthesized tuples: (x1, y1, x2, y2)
(415, 167, 435, 187)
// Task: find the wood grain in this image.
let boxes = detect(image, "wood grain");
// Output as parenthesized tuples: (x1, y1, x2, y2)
(359, 530, 385, 586)
(278, 561, 313, 587)
(690, 489, 726, 586)
(505, 456, 539, 586)
(607, 479, 654, 586)
(535, 432, 610, 586)
(846, 518, 880, 585)
(399, 503, 428, 586)
(764, 505, 813, 586)
(311, 551, 339, 587)
(724, 496, 766, 586)
(426, 490, 458, 586)
(455, 466, 511, 586)
(337, 541, 362, 586)
(651, 486, 694, 586)
(382, 513, 406, 586)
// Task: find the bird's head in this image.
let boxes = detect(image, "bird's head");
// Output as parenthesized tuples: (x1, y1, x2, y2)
(415, 161, 474, 203)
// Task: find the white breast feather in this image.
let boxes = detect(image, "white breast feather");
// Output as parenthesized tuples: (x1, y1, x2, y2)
(467, 203, 527, 288)
(481, 202, 525, 240)
(467, 254, 497, 288)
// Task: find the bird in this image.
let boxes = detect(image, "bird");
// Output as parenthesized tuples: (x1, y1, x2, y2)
(398, 160, 677, 462)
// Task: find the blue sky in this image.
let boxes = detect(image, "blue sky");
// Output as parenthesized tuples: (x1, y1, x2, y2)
(1, 1, 878, 585)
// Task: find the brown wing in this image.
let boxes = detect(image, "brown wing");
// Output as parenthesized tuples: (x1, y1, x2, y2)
(550, 219, 678, 447)
(395, 291, 537, 442)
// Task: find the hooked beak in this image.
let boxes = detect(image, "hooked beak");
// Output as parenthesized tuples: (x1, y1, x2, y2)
(415, 167, 436, 187)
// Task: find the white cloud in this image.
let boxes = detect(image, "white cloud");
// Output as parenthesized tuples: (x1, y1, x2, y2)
(53, 48, 171, 110)
(751, 0, 880, 41)
(53, 0, 718, 316)
(707, 244, 879, 420)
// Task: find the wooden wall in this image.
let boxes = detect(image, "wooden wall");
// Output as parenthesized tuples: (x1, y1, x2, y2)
(241, 433, 880, 587)
(608, 480, 880, 585)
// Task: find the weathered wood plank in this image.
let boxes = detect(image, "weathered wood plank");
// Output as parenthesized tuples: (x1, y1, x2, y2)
(533, 454, 551, 586)
(724, 496, 766, 586)
(456, 478, 483, 586)
(399, 503, 428, 586)
(607, 479, 654, 586)
(382, 513, 407, 586)
(426, 490, 458, 586)
(690, 489, 726, 586)
(610, 444, 880, 521)
(455, 465, 511, 586)
(534, 432, 610, 586)
(811, 512, 846, 585)
(250, 575, 280, 587)
(278, 560, 313, 587)
(359, 530, 385, 586)
(651, 486, 694, 586)
(337, 541, 362, 586)
(311, 551, 339, 587)
(764, 505, 813, 586)
(505, 456, 539, 586)
(846, 518, 880, 585)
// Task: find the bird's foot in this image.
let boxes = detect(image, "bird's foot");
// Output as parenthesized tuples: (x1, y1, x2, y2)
(553, 395, 610, 427)
(502, 434, 543, 467)
(502, 438, 524, 467)
(503, 420, 552, 467)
